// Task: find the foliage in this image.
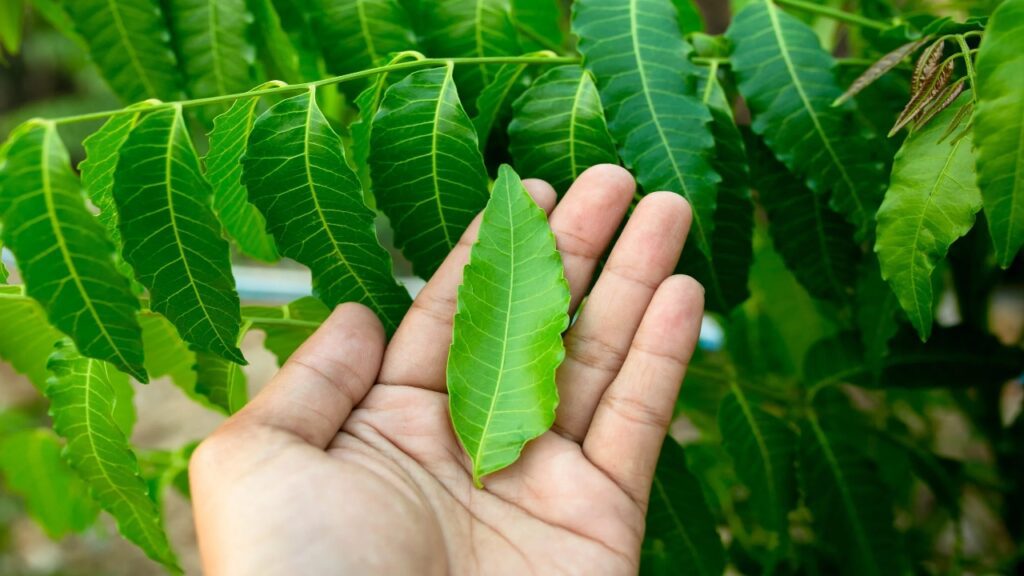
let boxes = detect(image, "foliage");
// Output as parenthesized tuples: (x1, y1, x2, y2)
(0, 0, 1022, 573)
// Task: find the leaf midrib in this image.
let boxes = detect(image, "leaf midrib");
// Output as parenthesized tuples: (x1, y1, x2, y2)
(652, 475, 710, 576)
(730, 386, 784, 535)
(207, 0, 228, 97)
(107, 0, 159, 98)
(431, 66, 456, 251)
(355, 0, 380, 64)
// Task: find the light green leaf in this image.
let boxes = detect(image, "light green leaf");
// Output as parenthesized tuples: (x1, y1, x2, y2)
(195, 349, 248, 415)
(0, 122, 147, 381)
(0, 240, 7, 283)
(573, 0, 719, 259)
(0, 0, 23, 58)
(447, 165, 569, 487)
(113, 106, 246, 364)
(243, 297, 330, 365)
(642, 437, 726, 576)
(243, 89, 412, 333)
(306, 0, 415, 84)
(246, 0, 302, 83)
(46, 340, 179, 571)
(139, 312, 197, 395)
(748, 133, 859, 304)
(205, 86, 280, 262)
(65, 0, 183, 102)
(0, 286, 63, 389)
(670, 0, 704, 35)
(370, 65, 490, 278)
(0, 428, 100, 539)
(727, 0, 884, 240)
(508, 65, 618, 194)
(166, 0, 255, 116)
(420, 0, 521, 111)
(718, 389, 796, 564)
(510, 0, 565, 51)
(473, 56, 538, 152)
(875, 94, 981, 341)
(27, 0, 83, 48)
(974, 0, 1024, 268)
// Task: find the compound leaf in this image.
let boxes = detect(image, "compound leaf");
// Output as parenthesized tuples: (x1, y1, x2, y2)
(974, 0, 1024, 267)
(0, 122, 146, 381)
(243, 89, 412, 333)
(447, 165, 569, 487)
(370, 65, 490, 278)
(875, 94, 981, 341)
(574, 0, 719, 259)
(508, 64, 618, 195)
(46, 340, 179, 570)
(243, 297, 330, 366)
(80, 107, 148, 249)
(307, 0, 415, 83)
(113, 106, 246, 364)
(205, 86, 280, 262)
(0, 286, 64, 390)
(727, 0, 884, 239)
(65, 0, 182, 102)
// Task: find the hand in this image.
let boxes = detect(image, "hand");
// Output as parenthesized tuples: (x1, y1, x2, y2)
(189, 165, 704, 575)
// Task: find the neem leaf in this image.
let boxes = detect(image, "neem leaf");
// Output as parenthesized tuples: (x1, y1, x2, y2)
(243, 89, 412, 333)
(370, 65, 490, 278)
(205, 84, 281, 263)
(195, 348, 248, 415)
(510, 0, 566, 51)
(855, 258, 901, 372)
(0, 286, 64, 390)
(243, 297, 330, 366)
(574, 0, 719, 259)
(140, 312, 196, 394)
(834, 39, 926, 107)
(307, 0, 416, 82)
(508, 64, 618, 195)
(46, 340, 179, 570)
(0, 240, 7, 283)
(447, 165, 570, 487)
(0, 121, 147, 381)
(974, 0, 1024, 267)
(113, 106, 246, 364)
(247, 0, 302, 83)
(875, 93, 981, 341)
(474, 56, 538, 152)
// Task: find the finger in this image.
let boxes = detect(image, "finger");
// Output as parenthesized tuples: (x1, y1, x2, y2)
(377, 179, 557, 391)
(228, 303, 386, 449)
(582, 275, 705, 507)
(553, 193, 691, 442)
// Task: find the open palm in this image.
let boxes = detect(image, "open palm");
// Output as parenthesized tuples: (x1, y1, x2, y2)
(190, 165, 704, 575)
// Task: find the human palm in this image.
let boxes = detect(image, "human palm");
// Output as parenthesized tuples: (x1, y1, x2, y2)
(190, 165, 704, 575)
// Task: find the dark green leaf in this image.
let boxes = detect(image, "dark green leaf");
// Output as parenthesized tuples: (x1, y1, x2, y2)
(0, 286, 63, 390)
(243, 89, 412, 333)
(306, 0, 416, 84)
(370, 65, 490, 278)
(114, 106, 246, 364)
(643, 437, 726, 576)
(447, 165, 569, 487)
(974, 0, 1024, 267)
(670, 0, 704, 35)
(0, 122, 147, 381)
(510, 0, 566, 51)
(46, 340, 179, 570)
(243, 297, 329, 365)
(855, 258, 901, 371)
(574, 0, 719, 259)
(508, 65, 618, 194)
(881, 326, 1024, 389)
(65, 0, 183, 102)
(875, 93, 981, 340)
(727, 1, 884, 239)
(195, 348, 248, 415)
(474, 55, 543, 152)
(205, 86, 281, 262)
(247, 0, 302, 83)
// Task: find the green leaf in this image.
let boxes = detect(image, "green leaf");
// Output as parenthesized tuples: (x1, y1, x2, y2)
(0, 240, 7, 283)
(139, 312, 197, 395)
(643, 437, 726, 576)
(0, 286, 63, 389)
(880, 326, 1024, 389)
(27, 0, 83, 48)
(510, 0, 566, 51)
(205, 86, 281, 262)
(0, 428, 100, 539)
(875, 93, 981, 341)
(246, 0, 302, 83)
(727, 0, 884, 240)
(855, 258, 900, 371)
(195, 349, 248, 415)
(0, 122, 147, 381)
(508, 65, 618, 194)
(243, 297, 330, 365)
(718, 389, 796, 564)
(46, 340, 179, 571)
(166, 0, 255, 115)
(420, 0, 521, 111)
(65, 0, 183, 102)
(80, 110, 144, 250)
(670, 0, 704, 35)
(114, 106, 246, 364)
(243, 89, 412, 333)
(747, 133, 859, 304)
(370, 65, 491, 278)
(0, 0, 24, 58)
(800, 402, 907, 576)
(679, 64, 753, 314)
(447, 165, 569, 487)
(574, 0, 719, 259)
(974, 0, 1024, 268)
(306, 0, 415, 83)
(474, 56, 539, 152)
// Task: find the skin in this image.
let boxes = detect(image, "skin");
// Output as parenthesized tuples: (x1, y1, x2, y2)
(190, 165, 704, 575)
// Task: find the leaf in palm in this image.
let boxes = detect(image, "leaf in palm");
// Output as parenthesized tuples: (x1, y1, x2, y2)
(0, 122, 147, 381)
(370, 65, 490, 278)
(573, 0, 719, 259)
(113, 106, 246, 364)
(508, 65, 618, 195)
(243, 89, 412, 333)
(447, 164, 570, 487)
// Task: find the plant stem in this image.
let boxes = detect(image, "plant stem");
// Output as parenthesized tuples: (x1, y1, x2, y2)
(774, 0, 892, 31)
(51, 55, 578, 126)
(954, 35, 979, 100)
